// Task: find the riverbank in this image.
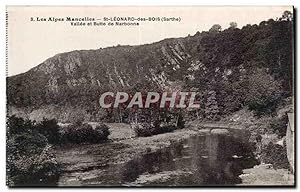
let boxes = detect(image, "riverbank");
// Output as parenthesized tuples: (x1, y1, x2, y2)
(54, 122, 258, 186)
(239, 163, 294, 186)
(54, 125, 204, 186)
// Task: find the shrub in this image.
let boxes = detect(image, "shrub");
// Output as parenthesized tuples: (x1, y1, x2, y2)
(133, 123, 153, 137)
(261, 142, 290, 169)
(7, 132, 60, 186)
(204, 90, 220, 120)
(8, 145, 61, 186)
(134, 122, 177, 137)
(247, 94, 282, 117)
(94, 124, 110, 141)
(7, 116, 61, 186)
(7, 132, 47, 157)
(268, 115, 288, 137)
(7, 116, 61, 144)
(159, 125, 177, 134)
(62, 123, 110, 144)
(36, 118, 61, 144)
(245, 68, 283, 117)
(7, 115, 36, 136)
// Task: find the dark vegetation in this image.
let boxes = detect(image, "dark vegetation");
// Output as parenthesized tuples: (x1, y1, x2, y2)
(131, 108, 185, 137)
(189, 14, 293, 119)
(61, 122, 110, 144)
(7, 115, 110, 186)
(131, 11, 293, 137)
(134, 123, 177, 137)
(268, 115, 289, 137)
(261, 142, 290, 169)
(7, 116, 61, 186)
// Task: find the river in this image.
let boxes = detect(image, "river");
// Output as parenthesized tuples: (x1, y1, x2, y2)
(54, 127, 258, 186)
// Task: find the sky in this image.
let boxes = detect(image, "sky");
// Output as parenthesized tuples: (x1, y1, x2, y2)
(7, 6, 293, 76)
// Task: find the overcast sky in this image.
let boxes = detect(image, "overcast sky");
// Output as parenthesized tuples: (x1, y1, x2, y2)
(7, 6, 292, 76)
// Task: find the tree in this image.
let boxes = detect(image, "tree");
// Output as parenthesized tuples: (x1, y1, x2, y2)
(281, 10, 293, 21)
(205, 90, 220, 120)
(264, 15, 293, 93)
(209, 24, 222, 33)
(229, 22, 237, 29)
(245, 68, 283, 116)
(36, 118, 60, 144)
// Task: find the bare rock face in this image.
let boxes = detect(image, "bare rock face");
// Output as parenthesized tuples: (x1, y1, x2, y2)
(9, 32, 211, 115)
(7, 38, 200, 121)
(7, 39, 193, 105)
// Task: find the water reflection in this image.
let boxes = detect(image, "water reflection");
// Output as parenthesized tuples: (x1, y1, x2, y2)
(121, 133, 258, 186)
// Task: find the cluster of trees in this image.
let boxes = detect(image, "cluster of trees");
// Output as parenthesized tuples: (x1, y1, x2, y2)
(64, 10, 293, 126)
(186, 10, 293, 119)
(99, 10, 293, 123)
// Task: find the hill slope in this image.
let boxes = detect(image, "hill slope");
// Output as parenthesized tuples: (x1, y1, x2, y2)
(7, 18, 294, 122)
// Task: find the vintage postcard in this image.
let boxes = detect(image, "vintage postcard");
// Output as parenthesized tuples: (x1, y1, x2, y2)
(6, 6, 295, 187)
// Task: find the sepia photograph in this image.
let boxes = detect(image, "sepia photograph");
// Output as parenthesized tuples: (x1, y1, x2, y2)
(6, 6, 295, 187)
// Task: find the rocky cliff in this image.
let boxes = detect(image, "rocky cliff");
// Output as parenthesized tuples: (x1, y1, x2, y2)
(7, 18, 293, 122)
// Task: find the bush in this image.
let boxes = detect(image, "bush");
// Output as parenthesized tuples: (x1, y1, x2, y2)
(7, 132, 60, 186)
(8, 145, 61, 186)
(245, 68, 283, 117)
(261, 142, 290, 169)
(134, 122, 177, 137)
(133, 123, 153, 137)
(95, 124, 110, 140)
(268, 115, 288, 137)
(62, 123, 110, 144)
(7, 116, 61, 186)
(7, 132, 47, 157)
(36, 118, 61, 144)
(7, 115, 36, 136)
(247, 94, 282, 117)
(7, 116, 61, 144)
